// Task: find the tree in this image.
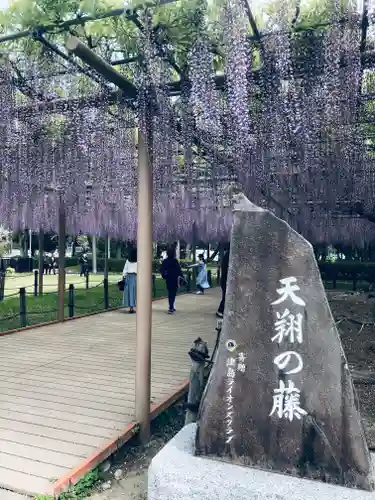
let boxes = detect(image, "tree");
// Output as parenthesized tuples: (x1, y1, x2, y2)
(12, 230, 58, 255)
(0, 0, 221, 98)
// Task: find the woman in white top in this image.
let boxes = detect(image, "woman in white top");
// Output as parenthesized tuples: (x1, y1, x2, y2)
(123, 248, 137, 314)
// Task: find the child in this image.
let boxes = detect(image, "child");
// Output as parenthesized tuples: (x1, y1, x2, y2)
(188, 253, 210, 295)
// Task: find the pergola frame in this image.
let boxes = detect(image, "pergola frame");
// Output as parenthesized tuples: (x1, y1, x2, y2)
(1, 0, 375, 441)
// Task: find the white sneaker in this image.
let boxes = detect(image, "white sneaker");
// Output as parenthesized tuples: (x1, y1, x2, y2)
(196, 291, 203, 295)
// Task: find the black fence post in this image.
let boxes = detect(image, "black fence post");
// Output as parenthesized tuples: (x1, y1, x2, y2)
(0, 269, 5, 302)
(207, 270, 212, 287)
(68, 284, 75, 318)
(353, 272, 357, 292)
(34, 269, 38, 297)
(104, 278, 109, 309)
(85, 271, 89, 290)
(152, 274, 156, 298)
(186, 271, 191, 292)
(192, 267, 197, 286)
(19, 287, 27, 328)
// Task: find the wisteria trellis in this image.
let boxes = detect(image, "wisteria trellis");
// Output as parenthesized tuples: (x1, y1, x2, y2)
(0, 0, 375, 246)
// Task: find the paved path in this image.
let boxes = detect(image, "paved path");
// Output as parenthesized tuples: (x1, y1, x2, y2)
(0, 290, 219, 497)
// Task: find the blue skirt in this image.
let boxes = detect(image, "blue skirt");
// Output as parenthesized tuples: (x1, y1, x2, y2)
(123, 273, 137, 307)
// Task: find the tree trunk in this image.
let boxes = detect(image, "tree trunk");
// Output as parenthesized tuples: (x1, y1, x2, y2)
(116, 243, 122, 260)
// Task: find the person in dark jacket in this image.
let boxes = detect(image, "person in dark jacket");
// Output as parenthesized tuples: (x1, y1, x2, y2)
(79, 252, 88, 277)
(217, 245, 230, 318)
(160, 247, 184, 314)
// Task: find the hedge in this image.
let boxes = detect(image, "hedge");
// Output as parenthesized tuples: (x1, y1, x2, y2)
(0, 256, 210, 274)
(318, 261, 375, 289)
(6, 257, 373, 288)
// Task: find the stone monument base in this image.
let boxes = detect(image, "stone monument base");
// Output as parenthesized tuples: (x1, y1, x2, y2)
(148, 424, 375, 500)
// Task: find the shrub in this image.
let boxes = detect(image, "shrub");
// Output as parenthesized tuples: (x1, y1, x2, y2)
(318, 261, 375, 285)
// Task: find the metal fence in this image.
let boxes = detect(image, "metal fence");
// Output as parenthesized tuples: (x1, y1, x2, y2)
(0, 269, 219, 333)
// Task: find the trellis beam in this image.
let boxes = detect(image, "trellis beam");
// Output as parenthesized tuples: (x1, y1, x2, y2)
(242, 0, 261, 40)
(37, 34, 105, 87)
(360, 0, 369, 54)
(65, 36, 138, 98)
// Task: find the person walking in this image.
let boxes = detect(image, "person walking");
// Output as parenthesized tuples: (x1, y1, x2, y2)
(217, 245, 230, 318)
(160, 247, 184, 314)
(79, 252, 88, 277)
(51, 253, 57, 275)
(46, 253, 54, 275)
(122, 248, 137, 314)
(43, 254, 49, 275)
(188, 253, 210, 295)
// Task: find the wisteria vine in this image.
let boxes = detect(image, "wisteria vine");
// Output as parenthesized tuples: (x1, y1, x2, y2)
(0, 0, 374, 247)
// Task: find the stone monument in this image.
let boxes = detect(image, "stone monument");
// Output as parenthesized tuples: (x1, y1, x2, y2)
(195, 195, 374, 491)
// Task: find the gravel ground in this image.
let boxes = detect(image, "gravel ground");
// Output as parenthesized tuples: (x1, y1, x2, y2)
(89, 402, 186, 500)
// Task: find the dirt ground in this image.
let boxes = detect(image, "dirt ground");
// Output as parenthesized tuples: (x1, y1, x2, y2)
(90, 291, 375, 499)
(328, 290, 375, 448)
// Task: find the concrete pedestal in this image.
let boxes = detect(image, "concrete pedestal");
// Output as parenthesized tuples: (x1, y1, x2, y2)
(148, 423, 375, 500)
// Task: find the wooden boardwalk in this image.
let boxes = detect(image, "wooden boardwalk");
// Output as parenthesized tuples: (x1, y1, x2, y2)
(0, 290, 220, 497)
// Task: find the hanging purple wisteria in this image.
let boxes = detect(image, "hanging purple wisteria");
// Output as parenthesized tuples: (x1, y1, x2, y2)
(0, 0, 374, 246)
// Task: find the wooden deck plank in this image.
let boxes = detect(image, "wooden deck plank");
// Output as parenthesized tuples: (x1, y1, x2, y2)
(0, 400, 128, 429)
(0, 452, 70, 480)
(3, 369, 184, 389)
(0, 291, 219, 497)
(0, 386, 135, 411)
(0, 365, 187, 387)
(0, 409, 117, 438)
(0, 441, 84, 468)
(0, 417, 106, 447)
(0, 381, 173, 408)
(0, 428, 93, 456)
(0, 467, 53, 496)
(0, 490, 30, 500)
(0, 393, 132, 422)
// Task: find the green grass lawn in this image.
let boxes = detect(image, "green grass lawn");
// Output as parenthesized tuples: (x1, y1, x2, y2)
(0, 273, 199, 333)
(3, 270, 112, 298)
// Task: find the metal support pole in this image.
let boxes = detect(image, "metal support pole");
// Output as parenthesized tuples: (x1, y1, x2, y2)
(192, 223, 197, 263)
(33, 270, 38, 297)
(0, 267, 5, 302)
(104, 235, 109, 280)
(135, 128, 153, 444)
(57, 203, 66, 322)
(19, 287, 27, 328)
(68, 284, 75, 318)
(92, 235, 97, 274)
(104, 235, 109, 309)
(38, 230, 44, 296)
